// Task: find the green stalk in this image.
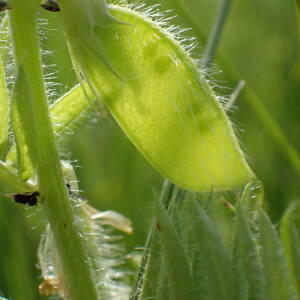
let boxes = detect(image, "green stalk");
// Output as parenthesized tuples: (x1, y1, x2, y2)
(9, 1, 98, 299)
(131, 180, 174, 300)
(203, 0, 233, 68)
(0, 161, 34, 194)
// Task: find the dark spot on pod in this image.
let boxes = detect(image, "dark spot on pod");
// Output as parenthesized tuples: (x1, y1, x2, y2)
(41, 0, 60, 12)
(14, 191, 40, 206)
(0, 1, 11, 12)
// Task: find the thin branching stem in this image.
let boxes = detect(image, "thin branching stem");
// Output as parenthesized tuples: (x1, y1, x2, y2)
(202, 0, 233, 68)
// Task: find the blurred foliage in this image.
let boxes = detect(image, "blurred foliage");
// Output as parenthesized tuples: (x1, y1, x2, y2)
(0, 0, 299, 299)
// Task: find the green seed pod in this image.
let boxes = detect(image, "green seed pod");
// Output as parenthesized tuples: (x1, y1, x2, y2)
(60, 1, 255, 191)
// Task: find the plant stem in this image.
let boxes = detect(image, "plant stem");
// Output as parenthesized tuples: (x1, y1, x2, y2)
(0, 162, 34, 194)
(203, 0, 233, 68)
(131, 180, 174, 300)
(9, 1, 98, 299)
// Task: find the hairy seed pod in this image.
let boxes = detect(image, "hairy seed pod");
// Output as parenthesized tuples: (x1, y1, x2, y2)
(60, 2, 255, 191)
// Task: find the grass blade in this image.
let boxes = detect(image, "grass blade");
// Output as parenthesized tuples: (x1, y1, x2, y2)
(0, 57, 9, 160)
(232, 234, 249, 300)
(138, 230, 162, 300)
(187, 199, 235, 300)
(156, 200, 193, 300)
(259, 210, 296, 300)
(10, 68, 36, 179)
(280, 201, 300, 299)
(236, 203, 265, 300)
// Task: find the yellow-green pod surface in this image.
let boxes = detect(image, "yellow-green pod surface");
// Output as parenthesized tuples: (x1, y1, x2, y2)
(62, 4, 254, 191)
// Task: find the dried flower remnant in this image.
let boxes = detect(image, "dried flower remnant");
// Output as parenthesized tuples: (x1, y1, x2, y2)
(83, 203, 133, 234)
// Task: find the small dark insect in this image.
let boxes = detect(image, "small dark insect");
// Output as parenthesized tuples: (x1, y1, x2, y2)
(66, 183, 72, 194)
(41, 0, 60, 12)
(14, 191, 40, 206)
(0, 1, 11, 12)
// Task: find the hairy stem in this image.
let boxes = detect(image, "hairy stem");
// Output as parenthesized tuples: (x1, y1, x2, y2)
(9, 1, 98, 299)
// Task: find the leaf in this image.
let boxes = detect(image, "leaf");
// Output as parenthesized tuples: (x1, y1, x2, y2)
(49, 83, 94, 133)
(236, 203, 265, 300)
(10, 68, 36, 179)
(0, 56, 9, 160)
(156, 260, 170, 300)
(0, 15, 10, 63)
(155, 200, 194, 300)
(138, 230, 162, 300)
(61, 3, 255, 192)
(0, 15, 10, 160)
(259, 210, 296, 300)
(0, 160, 35, 193)
(186, 199, 235, 300)
(232, 235, 249, 300)
(7, 83, 93, 177)
(280, 201, 300, 299)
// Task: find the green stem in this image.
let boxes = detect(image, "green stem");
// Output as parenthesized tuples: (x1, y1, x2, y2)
(9, 1, 98, 299)
(0, 161, 34, 194)
(131, 180, 174, 300)
(203, 0, 233, 68)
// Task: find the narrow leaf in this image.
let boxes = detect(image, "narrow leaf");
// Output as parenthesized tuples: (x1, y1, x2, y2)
(236, 203, 265, 300)
(280, 201, 300, 299)
(187, 199, 235, 300)
(10, 68, 36, 179)
(0, 56, 9, 160)
(7, 83, 94, 175)
(0, 15, 10, 63)
(139, 230, 162, 300)
(155, 200, 194, 300)
(0, 160, 35, 193)
(259, 210, 296, 300)
(156, 260, 170, 300)
(50, 83, 94, 132)
(232, 235, 249, 300)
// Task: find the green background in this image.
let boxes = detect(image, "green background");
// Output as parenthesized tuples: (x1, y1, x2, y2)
(0, 0, 299, 299)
